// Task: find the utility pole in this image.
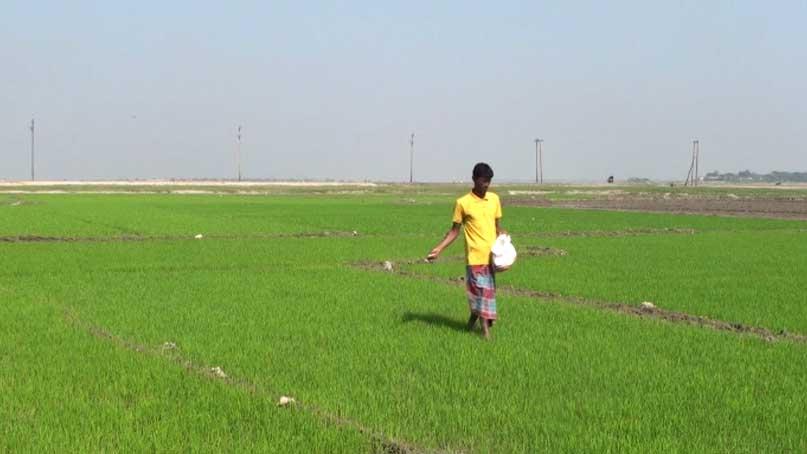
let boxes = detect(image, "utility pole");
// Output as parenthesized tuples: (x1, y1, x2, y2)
(685, 142, 694, 186)
(684, 139, 700, 186)
(534, 138, 543, 184)
(694, 140, 700, 186)
(409, 132, 415, 184)
(236, 125, 242, 182)
(30, 118, 35, 181)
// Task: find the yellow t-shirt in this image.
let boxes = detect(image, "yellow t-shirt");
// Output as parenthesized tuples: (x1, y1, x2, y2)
(452, 191, 502, 265)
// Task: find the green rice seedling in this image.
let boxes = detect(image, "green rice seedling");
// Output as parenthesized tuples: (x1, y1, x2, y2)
(3, 189, 807, 452)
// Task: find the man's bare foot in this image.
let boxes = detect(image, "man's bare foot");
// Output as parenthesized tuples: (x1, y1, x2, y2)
(481, 321, 490, 339)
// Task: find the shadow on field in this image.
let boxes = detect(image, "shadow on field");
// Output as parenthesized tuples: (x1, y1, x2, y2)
(402, 311, 468, 333)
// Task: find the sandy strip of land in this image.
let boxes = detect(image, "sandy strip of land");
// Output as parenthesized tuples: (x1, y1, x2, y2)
(0, 180, 380, 194)
(0, 180, 377, 187)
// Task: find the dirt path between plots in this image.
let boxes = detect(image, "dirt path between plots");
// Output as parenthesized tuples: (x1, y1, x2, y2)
(0, 231, 360, 243)
(0, 227, 698, 245)
(521, 227, 697, 238)
(507, 197, 807, 220)
(62, 308, 451, 454)
(355, 260, 807, 344)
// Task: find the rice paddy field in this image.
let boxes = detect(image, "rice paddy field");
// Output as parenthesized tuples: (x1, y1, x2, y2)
(2, 184, 806, 452)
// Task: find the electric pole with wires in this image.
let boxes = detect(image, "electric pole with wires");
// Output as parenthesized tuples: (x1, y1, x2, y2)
(236, 125, 242, 181)
(409, 132, 415, 183)
(30, 118, 35, 181)
(534, 138, 543, 184)
(684, 139, 700, 186)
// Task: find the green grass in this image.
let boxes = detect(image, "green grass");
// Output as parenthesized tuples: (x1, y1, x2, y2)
(0, 280, 370, 453)
(417, 228, 807, 333)
(2, 187, 806, 452)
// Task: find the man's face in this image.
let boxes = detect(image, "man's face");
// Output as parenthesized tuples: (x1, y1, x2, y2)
(473, 176, 491, 194)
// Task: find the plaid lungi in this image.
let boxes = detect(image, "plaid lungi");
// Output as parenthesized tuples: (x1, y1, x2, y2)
(466, 265, 497, 320)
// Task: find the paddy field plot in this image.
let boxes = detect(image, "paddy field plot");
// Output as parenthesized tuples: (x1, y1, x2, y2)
(2, 186, 806, 452)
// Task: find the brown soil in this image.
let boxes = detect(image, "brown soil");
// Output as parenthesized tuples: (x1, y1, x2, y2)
(0, 235, 153, 243)
(521, 246, 568, 257)
(508, 197, 807, 220)
(0, 231, 359, 243)
(521, 228, 696, 238)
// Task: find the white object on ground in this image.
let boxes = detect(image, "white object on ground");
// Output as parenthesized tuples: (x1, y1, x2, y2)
(194, 234, 204, 239)
(162, 342, 177, 351)
(640, 301, 656, 310)
(278, 396, 296, 406)
(210, 366, 227, 379)
(383, 261, 394, 272)
(491, 234, 517, 269)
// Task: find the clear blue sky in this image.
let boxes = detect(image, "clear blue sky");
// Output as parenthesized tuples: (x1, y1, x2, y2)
(1, 1, 805, 181)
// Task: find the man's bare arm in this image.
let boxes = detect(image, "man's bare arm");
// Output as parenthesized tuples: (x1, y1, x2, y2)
(427, 223, 461, 261)
(496, 218, 507, 236)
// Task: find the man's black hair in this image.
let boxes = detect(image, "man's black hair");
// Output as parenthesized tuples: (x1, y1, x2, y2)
(472, 162, 494, 180)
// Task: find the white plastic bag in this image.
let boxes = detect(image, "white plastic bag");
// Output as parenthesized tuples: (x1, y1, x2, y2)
(491, 234, 517, 270)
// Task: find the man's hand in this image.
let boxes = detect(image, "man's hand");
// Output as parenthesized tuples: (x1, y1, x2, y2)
(428, 224, 460, 262)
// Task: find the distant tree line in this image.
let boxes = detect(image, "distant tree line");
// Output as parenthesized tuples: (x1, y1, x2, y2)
(704, 170, 807, 183)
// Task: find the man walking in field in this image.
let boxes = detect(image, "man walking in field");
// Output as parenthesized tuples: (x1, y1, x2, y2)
(427, 163, 505, 339)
